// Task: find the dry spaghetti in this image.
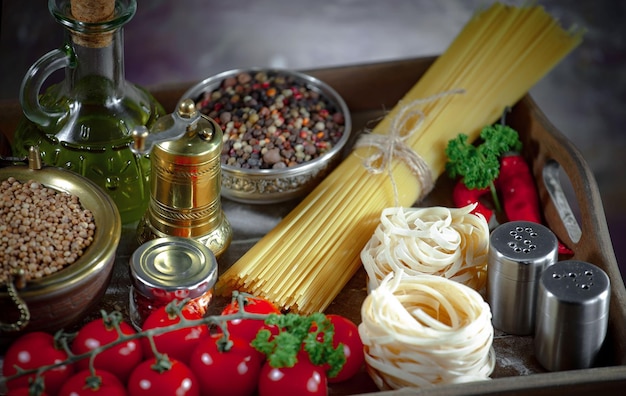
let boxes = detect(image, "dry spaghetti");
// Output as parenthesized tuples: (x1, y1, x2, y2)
(359, 271, 495, 390)
(216, 3, 583, 314)
(361, 204, 490, 292)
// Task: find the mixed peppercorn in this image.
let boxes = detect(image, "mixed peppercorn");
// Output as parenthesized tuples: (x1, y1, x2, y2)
(194, 71, 346, 170)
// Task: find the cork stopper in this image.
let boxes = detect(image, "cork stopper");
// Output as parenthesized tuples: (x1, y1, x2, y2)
(70, 0, 116, 47)
(71, 0, 115, 22)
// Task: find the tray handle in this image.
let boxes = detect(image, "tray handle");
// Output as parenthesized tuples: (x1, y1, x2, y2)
(510, 96, 626, 365)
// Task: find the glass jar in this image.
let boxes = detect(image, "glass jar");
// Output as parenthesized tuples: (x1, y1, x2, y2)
(128, 237, 218, 330)
(12, 0, 165, 223)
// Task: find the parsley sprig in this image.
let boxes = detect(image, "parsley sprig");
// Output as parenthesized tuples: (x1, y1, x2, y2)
(445, 124, 522, 212)
(251, 312, 346, 378)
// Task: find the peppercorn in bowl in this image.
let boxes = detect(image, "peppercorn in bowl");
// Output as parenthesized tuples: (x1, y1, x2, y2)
(0, 156, 121, 339)
(180, 68, 352, 203)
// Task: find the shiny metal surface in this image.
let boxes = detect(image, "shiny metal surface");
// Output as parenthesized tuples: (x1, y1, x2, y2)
(131, 99, 206, 156)
(0, 159, 121, 335)
(543, 160, 582, 243)
(181, 68, 352, 204)
(128, 236, 218, 329)
(136, 100, 232, 258)
(535, 260, 610, 371)
(488, 221, 559, 335)
(130, 236, 217, 298)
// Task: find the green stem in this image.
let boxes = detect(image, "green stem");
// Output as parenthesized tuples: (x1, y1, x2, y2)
(489, 181, 502, 213)
(0, 302, 272, 386)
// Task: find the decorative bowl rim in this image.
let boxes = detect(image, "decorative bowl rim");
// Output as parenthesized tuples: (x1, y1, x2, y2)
(0, 165, 122, 299)
(179, 67, 352, 177)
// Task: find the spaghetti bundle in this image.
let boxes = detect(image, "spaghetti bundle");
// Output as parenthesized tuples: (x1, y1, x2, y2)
(361, 205, 490, 292)
(216, 3, 583, 313)
(359, 271, 495, 390)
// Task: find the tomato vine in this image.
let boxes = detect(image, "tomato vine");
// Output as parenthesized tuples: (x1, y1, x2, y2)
(1, 292, 355, 396)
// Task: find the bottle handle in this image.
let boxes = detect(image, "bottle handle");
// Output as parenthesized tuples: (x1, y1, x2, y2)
(19, 45, 74, 128)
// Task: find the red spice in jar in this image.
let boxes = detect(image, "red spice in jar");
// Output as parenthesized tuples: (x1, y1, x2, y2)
(128, 237, 218, 330)
(130, 288, 213, 327)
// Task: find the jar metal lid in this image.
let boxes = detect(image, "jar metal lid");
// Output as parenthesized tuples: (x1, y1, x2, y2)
(130, 237, 218, 300)
(489, 221, 558, 281)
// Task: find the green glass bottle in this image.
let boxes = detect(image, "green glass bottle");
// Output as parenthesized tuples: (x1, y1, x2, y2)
(12, 0, 165, 224)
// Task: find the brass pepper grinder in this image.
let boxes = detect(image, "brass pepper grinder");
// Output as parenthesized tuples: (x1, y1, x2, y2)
(131, 99, 232, 259)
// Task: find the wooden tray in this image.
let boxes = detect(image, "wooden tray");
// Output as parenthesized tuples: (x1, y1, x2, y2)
(1, 56, 625, 394)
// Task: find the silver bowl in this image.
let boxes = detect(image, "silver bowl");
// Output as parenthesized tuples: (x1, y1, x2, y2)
(180, 68, 352, 204)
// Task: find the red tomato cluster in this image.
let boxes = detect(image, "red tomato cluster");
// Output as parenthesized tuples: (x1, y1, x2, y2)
(1, 296, 364, 396)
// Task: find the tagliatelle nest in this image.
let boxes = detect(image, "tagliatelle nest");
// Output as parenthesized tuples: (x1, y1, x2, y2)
(360, 204, 489, 292)
(359, 270, 495, 390)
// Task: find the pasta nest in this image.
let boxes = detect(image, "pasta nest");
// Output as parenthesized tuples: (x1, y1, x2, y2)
(359, 270, 495, 390)
(361, 204, 489, 291)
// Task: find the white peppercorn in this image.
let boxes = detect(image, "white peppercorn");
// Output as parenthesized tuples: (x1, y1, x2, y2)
(0, 177, 96, 286)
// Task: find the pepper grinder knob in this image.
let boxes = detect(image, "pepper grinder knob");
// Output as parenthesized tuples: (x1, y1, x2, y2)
(130, 99, 201, 155)
(178, 98, 197, 118)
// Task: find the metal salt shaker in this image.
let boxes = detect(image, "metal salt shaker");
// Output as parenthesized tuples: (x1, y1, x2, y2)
(487, 221, 559, 335)
(534, 260, 610, 371)
(131, 99, 232, 259)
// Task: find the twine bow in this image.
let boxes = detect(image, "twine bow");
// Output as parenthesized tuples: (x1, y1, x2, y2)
(354, 89, 465, 207)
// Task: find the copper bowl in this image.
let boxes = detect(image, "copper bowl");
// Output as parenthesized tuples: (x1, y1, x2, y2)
(0, 160, 121, 339)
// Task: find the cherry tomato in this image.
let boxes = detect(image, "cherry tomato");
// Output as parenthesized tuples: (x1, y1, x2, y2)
(188, 333, 263, 396)
(141, 304, 209, 365)
(58, 369, 127, 395)
(72, 317, 143, 384)
(324, 315, 364, 383)
(127, 358, 199, 396)
(258, 352, 328, 396)
(2, 331, 74, 395)
(220, 295, 280, 344)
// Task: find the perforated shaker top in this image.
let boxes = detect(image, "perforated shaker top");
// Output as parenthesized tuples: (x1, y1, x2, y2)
(539, 260, 610, 323)
(489, 221, 559, 281)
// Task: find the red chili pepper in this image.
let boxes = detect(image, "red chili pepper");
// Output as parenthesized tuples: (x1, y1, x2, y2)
(496, 153, 542, 223)
(452, 180, 494, 222)
(496, 153, 573, 255)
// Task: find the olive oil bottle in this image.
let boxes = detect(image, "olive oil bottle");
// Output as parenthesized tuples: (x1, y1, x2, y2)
(13, 0, 165, 223)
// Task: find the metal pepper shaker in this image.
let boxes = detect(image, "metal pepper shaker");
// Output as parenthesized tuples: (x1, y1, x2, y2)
(487, 221, 558, 335)
(534, 260, 610, 371)
(131, 99, 232, 259)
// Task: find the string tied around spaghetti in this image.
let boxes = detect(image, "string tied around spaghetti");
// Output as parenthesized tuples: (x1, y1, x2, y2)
(354, 89, 465, 206)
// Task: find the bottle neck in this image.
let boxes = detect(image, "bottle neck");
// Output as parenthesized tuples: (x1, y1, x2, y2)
(49, 0, 137, 100)
(66, 27, 126, 97)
